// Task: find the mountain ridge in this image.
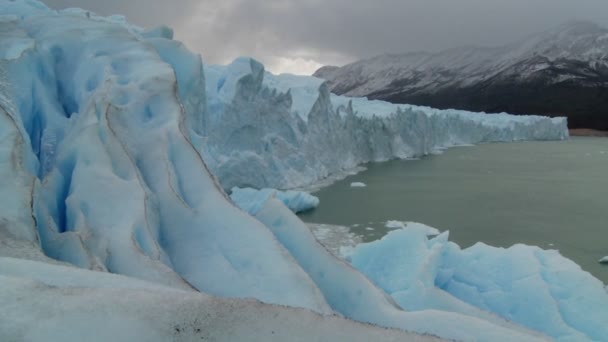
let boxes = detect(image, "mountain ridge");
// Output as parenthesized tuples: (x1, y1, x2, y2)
(314, 21, 608, 130)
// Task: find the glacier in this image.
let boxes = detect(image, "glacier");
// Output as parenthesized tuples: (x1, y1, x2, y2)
(1, 1, 604, 341)
(0, 257, 439, 342)
(202, 57, 568, 190)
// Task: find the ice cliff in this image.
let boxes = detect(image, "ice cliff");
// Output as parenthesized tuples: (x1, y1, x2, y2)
(202, 58, 568, 190)
(1, 1, 601, 341)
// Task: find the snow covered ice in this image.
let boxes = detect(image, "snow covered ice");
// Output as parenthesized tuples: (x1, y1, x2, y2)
(0, 1, 604, 341)
(0, 258, 440, 342)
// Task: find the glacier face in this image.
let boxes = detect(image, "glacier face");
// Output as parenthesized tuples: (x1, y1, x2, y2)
(0, 1, 600, 342)
(200, 57, 567, 190)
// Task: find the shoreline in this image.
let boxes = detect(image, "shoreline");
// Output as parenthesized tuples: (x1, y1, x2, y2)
(569, 128, 608, 137)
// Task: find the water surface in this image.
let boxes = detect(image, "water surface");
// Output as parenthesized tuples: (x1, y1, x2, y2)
(300, 137, 608, 283)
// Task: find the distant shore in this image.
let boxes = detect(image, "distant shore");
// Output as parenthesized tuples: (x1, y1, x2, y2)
(569, 129, 608, 137)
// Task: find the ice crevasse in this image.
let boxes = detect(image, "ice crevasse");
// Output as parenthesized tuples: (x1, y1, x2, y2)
(1, 1, 605, 341)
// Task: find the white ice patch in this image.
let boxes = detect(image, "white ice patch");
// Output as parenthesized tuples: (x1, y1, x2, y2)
(385, 221, 440, 236)
(386, 220, 406, 229)
(351, 182, 367, 188)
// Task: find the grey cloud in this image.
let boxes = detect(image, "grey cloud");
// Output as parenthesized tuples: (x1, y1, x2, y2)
(42, 0, 198, 28)
(44, 0, 608, 73)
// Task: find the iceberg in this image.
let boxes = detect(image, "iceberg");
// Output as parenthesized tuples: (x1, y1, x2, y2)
(351, 182, 367, 188)
(0, 1, 598, 341)
(230, 187, 319, 215)
(351, 226, 608, 341)
(600, 256, 608, 264)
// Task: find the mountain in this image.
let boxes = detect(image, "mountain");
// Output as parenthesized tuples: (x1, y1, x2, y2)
(314, 21, 608, 130)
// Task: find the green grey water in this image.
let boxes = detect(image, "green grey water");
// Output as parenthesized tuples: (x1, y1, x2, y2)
(299, 137, 608, 284)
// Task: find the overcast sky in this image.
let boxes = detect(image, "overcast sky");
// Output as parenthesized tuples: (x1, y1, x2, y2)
(45, 0, 608, 75)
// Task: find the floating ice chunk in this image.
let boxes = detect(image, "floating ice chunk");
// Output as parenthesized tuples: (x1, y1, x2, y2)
(405, 222, 441, 236)
(230, 187, 319, 215)
(599, 256, 608, 264)
(365, 227, 375, 231)
(386, 220, 406, 229)
(351, 227, 608, 341)
(385, 221, 440, 236)
(351, 182, 367, 188)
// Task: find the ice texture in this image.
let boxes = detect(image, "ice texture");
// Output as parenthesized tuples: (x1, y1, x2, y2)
(230, 187, 319, 215)
(0, 0, 330, 313)
(0, 258, 441, 342)
(351, 226, 608, 341)
(0, 1, 592, 341)
(253, 199, 547, 341)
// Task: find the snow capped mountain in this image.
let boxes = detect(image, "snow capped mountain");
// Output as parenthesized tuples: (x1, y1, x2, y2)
(315, 21, 608, 130)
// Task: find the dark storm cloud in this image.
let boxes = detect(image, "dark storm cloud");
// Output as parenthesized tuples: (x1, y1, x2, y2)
(44, 0, 608, 74)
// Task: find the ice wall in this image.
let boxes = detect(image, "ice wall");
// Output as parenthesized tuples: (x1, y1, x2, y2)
(201, 58, 568, 190)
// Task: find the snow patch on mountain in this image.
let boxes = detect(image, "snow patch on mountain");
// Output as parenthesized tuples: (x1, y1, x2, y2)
(316, 21, 608, 98)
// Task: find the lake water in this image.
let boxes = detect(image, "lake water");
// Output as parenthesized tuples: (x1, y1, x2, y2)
(300, 137, 608, 284)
